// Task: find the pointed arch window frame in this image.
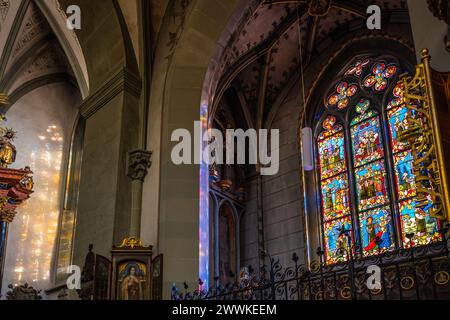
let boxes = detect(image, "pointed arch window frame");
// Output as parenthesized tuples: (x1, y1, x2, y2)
(313, 54, 441, 265)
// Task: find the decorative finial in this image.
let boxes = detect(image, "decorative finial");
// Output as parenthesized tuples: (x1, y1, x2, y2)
(421, 48, 430, 61)
(0, 94, 7, 105)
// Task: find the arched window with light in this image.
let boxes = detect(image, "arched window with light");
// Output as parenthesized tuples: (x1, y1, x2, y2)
(314, 55, 441, 265)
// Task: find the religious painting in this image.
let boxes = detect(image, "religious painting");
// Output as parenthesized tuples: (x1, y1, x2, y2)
(394, 150, 416, 199)
(399, 199, 441, 248)
(351, 116, 384, 167)
(117, 261, 147, 300)
(359, 207, 394, 256)
(355, 161, 388, 211)
(323, 217, 352, 265)
(320, 174, 350, 221)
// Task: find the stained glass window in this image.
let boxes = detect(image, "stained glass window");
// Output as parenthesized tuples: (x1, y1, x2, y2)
(316, 56, 441, 265)
(317, 116, 352, 264)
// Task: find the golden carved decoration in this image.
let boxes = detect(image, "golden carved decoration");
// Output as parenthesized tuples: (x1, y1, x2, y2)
(0, 210, 16, 223)
(0, 197, 15, 223)
(434, 271, 450, 286)
(400, 276, 415, 290)
(340, 286, 352, 299)
(398, 48, 450, 221)
(117, 237, 144, 249)
(370, 287, 382, 295)
(20, 175, 34, 191)
(0, 93, 7, 105)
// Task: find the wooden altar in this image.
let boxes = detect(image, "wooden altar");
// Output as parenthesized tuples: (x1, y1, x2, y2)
(0, 95, 34, 293)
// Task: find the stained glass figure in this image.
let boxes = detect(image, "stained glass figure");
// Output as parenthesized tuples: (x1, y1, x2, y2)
(351, 114, 384, 167)
(345, 59, 370, 76)
(359, 207, 395, 256)
(323, 217, 352, 264)
(318, 116, 352, 264)
(388, 105, 412, 153)
(394, 151, 416, 199)
(363, 63, 397, 92)
(355, 161, 388, 211)
(318, 132, 345, 179)
(327, 82, 358, 110)
(399, 199, 440, 248)
(321, 174, 350, 221)
(387, 82, 405, 109)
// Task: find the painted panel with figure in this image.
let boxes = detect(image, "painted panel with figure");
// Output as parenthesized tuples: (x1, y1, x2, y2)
(117, 261, 147, 300)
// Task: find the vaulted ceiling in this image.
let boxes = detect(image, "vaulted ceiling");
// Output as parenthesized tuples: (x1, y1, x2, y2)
(212, 0, 412, 131)
(0, 0, 80, 105)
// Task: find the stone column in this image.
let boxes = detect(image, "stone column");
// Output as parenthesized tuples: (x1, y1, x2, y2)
(127, 149, 152, 237)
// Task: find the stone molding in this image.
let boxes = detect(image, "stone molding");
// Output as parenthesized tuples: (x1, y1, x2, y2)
(79, 67, 141, 119)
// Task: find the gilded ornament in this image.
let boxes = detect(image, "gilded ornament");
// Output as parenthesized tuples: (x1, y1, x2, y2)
(340, 286, 352, 299)
(399, 49, 450, 221)
(118, 237, 144, 249)
(400, 276, 415, 290)
(434, 271, 450, 286)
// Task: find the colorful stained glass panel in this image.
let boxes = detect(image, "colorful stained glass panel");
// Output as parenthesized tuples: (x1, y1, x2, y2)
(387, 106, 411, 153)
(399, 199, 440, 247)
(359, 207, 395, 257)
(318, 116, 343, 140)
(350, 99, 379, 125)
(394, 150, 416, 199)
(355, 161, 389, 211)
(318, 132, 346, 179)
(364, 63, 397, 92)
(321, 174, 351, 221)
(327, 82, 358, 110)
(345, 59, 370, 76)
(324, 216, 352, 264)
(351, 117, 384, 167)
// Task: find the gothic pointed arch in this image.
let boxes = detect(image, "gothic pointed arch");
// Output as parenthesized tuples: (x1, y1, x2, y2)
(305, 38, 442, 265)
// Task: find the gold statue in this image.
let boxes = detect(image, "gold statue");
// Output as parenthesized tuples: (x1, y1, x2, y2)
(0, 127, 16, 168)
(0, 95, 16, 168)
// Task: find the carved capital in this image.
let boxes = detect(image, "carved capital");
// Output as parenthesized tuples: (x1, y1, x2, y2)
(127, 149, 152, 182)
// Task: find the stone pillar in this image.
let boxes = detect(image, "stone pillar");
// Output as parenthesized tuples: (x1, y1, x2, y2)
(127, 149, 152, 237)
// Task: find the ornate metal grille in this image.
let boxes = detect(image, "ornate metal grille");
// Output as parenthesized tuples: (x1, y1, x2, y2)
(172, 234, 450, 300)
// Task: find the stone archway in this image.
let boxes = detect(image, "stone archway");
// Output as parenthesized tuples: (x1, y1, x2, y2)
(143, 0, 246, 298)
